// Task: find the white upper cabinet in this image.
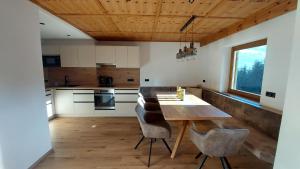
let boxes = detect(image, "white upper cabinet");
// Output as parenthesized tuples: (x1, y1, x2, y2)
(42, 45, 60, 55)
(78, 45, 96, 67)
(115, 46, 128, 68)
(127, 46, 140, 68)
(60, 45, 79, 67)
(95, 46, 115, 64)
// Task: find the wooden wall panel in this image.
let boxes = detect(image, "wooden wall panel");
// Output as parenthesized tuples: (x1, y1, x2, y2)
(160, 0, 222, 16)
(44, 67, 98, 87)
(32, 0, 298, 44)
(100, 0, 159, 15)
(44, 67, 140, 87)
(111, 16, 155, 32)
(60, 15, 119, 32)
(208, 0, 278, 18)
(152, 33, 206, 42)
(156, 16, 189, 32)
(33, 0, 105, 14)
(200, 0, 297, 46)
(97, 67, 140, 87)
(194, 18, 241, 34)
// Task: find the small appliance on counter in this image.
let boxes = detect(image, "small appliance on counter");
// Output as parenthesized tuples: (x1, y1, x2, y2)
(98, 76, 113, 87)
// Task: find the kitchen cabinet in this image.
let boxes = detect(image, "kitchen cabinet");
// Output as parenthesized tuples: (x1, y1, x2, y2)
(95, 46, 140, 68)
(60, 45, 79, 67)
(95, 46, 115, 64)
(42, 45, 60, 55)
(115, 89, 138, 116)
(115, 46, 128, 68)
(74, 103, 95, 115)
(54, 89, 74, 115)
(45, 89, 55, 118)
(127, 46, 140, 68)
(115, 103, 137, 116)
(73, 90, 94, 115)
(78, 45, 96, 67)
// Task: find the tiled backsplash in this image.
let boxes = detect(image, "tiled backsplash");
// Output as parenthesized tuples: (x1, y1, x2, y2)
(44, 67, 140, 87)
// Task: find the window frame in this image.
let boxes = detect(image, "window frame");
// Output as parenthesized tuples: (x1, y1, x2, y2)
(228, 38, 267, 102)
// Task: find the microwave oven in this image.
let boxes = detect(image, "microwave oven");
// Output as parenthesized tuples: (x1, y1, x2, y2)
(42, 55, 61, 67)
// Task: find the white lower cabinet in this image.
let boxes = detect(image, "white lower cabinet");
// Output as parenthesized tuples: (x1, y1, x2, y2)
(54, 90, 74, 116)
(74, 103, 95, 116)
(54, 88, 138, 117)
(115, 103, 136, 116)
(45, 89, 55, 118)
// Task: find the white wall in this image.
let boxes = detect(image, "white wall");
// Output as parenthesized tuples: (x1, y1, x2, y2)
(197, 12, 296, 111)
(139, 42, 201, 86)
(273, 5, 300, 169)
(0, 1, 52, 169)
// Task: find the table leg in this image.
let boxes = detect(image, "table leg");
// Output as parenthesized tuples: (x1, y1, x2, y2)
(171, 120, 188, 159)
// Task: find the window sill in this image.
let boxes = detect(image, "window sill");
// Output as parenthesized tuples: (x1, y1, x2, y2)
(219, 92, 282, 115)
(222, 92, 260, 107)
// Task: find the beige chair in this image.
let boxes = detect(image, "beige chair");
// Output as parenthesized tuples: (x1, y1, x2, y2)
(134, 97, 172, 167)
(190, 126, 249, 169)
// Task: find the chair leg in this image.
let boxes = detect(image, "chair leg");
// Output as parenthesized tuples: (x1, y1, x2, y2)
(195, 152, 202, 159)
(198, 155, 208, 169)
(220, 157, 227, 169)
(148, 139, 153, 168)
(224, 157, 232, 169)
(161, 139, 172, 154)
(134, 136, 144, 149)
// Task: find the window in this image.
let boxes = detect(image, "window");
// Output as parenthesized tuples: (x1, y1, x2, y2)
(228, 39, 267, 101)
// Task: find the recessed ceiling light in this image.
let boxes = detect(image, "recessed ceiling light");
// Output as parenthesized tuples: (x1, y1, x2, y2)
(40, 22, 45, 25)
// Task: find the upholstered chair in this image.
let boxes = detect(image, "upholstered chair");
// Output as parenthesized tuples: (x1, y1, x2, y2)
(134, 97, 172, 167)
(190, 126, 249, 169)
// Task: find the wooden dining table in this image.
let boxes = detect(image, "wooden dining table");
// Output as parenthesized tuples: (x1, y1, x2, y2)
(157, 93, 231, 159)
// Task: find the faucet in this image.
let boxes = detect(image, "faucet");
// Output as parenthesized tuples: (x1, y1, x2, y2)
(64, 75, 69, 87)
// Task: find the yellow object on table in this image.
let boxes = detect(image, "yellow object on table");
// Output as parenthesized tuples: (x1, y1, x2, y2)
(176, 86, 185, 101)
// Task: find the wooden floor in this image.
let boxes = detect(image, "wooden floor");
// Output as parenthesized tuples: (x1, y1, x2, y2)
(34, 117, 272, 169)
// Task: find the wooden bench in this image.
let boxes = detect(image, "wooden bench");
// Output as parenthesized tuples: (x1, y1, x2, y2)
(212, 118, 277, 163)
(197, 88, 280, 164)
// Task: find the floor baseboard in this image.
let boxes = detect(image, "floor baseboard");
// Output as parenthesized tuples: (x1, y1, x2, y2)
(28, 148, 53, 169)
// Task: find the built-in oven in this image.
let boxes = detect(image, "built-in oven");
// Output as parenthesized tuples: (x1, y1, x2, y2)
(94, 89, 115, 110)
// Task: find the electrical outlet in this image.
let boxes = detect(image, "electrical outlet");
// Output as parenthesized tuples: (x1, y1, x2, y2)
(145, 79, 149, 82)
(266, 91, 276, 98)
(203, 80, 206, 83)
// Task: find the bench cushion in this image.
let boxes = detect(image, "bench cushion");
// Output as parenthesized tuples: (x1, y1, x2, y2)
(212, 118, 277, 164)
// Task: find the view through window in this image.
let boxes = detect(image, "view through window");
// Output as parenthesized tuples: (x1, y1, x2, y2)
(229, 39, 267, 101)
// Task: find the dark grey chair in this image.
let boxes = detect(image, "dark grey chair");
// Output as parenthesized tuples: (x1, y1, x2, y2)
(190, 125, 249, 169)
(134, 97, 172, 167)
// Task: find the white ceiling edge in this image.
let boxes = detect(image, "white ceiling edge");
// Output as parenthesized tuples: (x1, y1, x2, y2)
(38, 8, 92, 40)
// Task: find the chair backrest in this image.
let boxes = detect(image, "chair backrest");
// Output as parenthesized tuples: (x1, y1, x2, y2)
(202, 128, 249, 157)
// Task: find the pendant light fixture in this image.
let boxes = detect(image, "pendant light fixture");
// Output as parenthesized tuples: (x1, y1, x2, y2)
(176, 15, 198, 60)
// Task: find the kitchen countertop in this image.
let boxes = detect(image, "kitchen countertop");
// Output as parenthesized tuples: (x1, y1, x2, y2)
(46, 85, 140, 90)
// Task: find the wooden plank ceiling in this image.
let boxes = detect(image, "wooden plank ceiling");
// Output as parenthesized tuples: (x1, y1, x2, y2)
(32, 0, 297, 46)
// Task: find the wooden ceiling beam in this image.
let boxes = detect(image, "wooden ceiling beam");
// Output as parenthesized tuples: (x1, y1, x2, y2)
(199, 0, 298, 46)
(95, 0, 121, 32)
(186, 0, 226, 33)
(152, 0, 162, 40)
